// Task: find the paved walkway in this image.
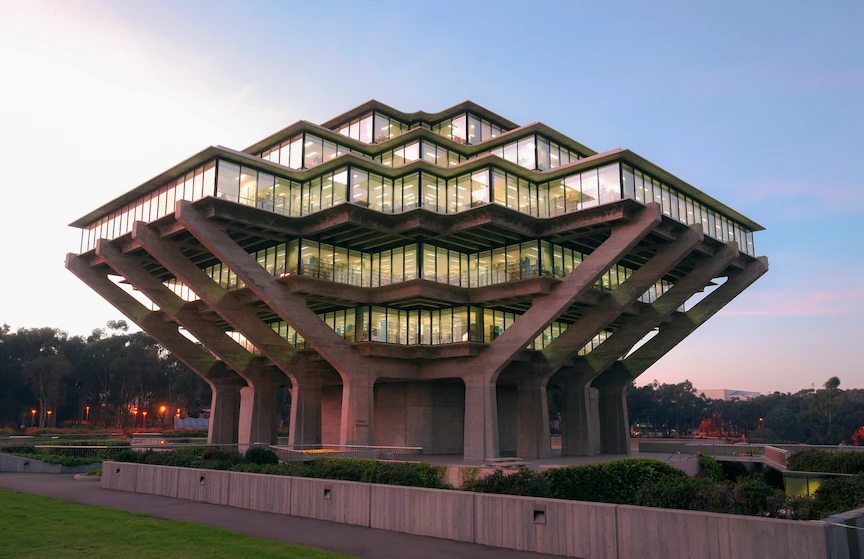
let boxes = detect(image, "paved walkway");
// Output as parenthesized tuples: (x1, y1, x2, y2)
(0, 474, 559, 559)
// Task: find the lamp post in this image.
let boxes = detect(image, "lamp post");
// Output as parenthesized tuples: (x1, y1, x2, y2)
(142, 410, 148, 429)
(132, 407, 138, 429)
(159, 405, 167, 430)
(85, 405, 90, 422)
(46, 410, 52, 428)
(30, 409, 36, 427)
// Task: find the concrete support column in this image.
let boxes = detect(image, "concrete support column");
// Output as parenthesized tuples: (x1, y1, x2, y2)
(463, 376, 499, 461)
(208, 380, 243, 445)
(290, 376, 322, 446)
(516, 377, 550, 459)
(238, 375, 279, 446)
(340, 375, 375, 446)
(560, 376, 597, 456)
(594, 370, 631, 455)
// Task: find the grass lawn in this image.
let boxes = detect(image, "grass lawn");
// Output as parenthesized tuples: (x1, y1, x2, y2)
(0, 489, 357, 559)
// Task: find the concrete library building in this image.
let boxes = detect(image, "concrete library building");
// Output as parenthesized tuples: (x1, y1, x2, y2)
(67, 101, 767, 461)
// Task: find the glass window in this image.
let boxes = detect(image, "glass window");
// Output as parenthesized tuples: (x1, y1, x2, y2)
(402, 172, 418, 209)
(537, 138, 551, 171)
(580, 169, 599, 209)
(404, 142, 419, 162)
(437, 247, 448, 283)
(471, 170, 489, 206)
(216, 161, 240, 201)
(598, 164, 621, 205)
(550, 179, 566, 216)
(373, 113, 390, 143)
(503, 142, 517, 164)
(622, 164, 635, 200)
(257, 173, 274, 210)
(517, 136, 536, 169)
(351, 169, 369, 206)
(452, 114, 467, 144)
(304, 135, 323, 168)
(359, 114, 373, 143)
(468, 115, 481, 144)
(289, 136, 302, 169)
(422, 172, 438, 211)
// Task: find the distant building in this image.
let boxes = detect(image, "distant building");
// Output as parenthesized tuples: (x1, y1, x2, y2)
(700, 389, 762, 401)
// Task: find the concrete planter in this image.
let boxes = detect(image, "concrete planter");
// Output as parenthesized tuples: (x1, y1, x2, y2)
(101, 461, 851, 559)
(0, 452, 101, 474)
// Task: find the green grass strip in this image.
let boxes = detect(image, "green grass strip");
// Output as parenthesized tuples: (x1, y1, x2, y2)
(0, 489, 357, 559)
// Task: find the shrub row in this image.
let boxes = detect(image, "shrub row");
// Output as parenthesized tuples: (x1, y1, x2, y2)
(787, 449, 864, 474)
(111, 448, 450, 489)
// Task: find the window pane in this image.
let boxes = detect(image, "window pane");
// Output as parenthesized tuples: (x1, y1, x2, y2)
(216, 161, 240, 202)
(580, 169, 599, 209)
(351, 168, 369, 205)
(598, 163, 621, 204)
(517, 137, 535, 169)
(537, 138, 551, 171)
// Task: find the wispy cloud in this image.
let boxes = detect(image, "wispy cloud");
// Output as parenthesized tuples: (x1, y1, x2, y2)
(721, 289, 864, 317)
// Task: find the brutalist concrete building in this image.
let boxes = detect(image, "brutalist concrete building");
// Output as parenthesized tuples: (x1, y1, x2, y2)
(67, 101, 767, 461)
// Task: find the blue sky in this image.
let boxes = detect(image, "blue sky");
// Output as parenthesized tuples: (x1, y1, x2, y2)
(0, 0, 861, 393)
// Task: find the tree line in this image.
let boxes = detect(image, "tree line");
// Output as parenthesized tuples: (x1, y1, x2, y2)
(2, 321, 862, 444)
(628, 377, 864, 444)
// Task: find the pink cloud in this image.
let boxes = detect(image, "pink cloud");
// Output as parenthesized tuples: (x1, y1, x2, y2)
(721, 289, 864, 317)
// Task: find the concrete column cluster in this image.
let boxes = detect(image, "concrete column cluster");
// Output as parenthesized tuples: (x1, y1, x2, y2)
(68, 197, 767, 461)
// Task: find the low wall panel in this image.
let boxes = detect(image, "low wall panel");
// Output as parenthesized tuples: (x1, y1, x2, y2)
(370, 485, 474, 542)
(617, 505, 827, 559)
(135, 464, 180, 498)
(0, 453, 99, 474)
(290, 477, 370, 527)
(101, 461, 138, 492)
(227, 472, 292, 515)
(474, 493, 617, 558)
(176, 469, 230, 505)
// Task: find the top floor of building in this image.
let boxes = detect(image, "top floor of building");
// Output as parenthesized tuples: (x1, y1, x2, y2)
(71, 100, 764, 257)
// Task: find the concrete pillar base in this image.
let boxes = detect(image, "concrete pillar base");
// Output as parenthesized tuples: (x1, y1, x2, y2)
(208, 380, 242, 445)
(463, 378, 499, 461)
(238, 383, 279, 446)
(516, 378, 551, 459)
(290, 377, 322, 447)
(340, 375, 375, 446)
(560, 376, 598, 456)
(595, 371, 631, 455)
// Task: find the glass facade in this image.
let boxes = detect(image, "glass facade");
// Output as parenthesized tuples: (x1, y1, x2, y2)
(79, 161, 215, 253)
(488, 134, 584, 171)
(268, 307, 609, 352)
(621, 164, 756, 256)
(335, 112, 409, 144)
(373, 139, 467, 168)
(432, 113, 505, 145)
(259, 133, 357, 170)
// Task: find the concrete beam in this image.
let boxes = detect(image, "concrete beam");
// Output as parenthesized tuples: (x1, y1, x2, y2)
(95, 240, 282, 445)
(619, 256, 769, 380)
(540, 223, 703, 371)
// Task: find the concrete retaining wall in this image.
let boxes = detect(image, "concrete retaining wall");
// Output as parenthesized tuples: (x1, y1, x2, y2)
(617, 504, 827, 559)
(290, 476, 370, 526)
(474, 493, 617, 558)
(0, 452, 100, 474)
(370, 484, 474, 542)
(825, 507, 864, 559)
(100, 461, 840, 559)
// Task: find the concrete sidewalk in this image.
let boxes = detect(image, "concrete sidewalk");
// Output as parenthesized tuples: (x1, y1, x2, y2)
(0, 474, 558, 559)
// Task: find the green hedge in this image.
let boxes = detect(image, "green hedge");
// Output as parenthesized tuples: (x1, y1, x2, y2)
(812, 475, 864, 517)
(464, 458, 687, 504)
(697, 454, 725, 482)
(787, 449, 864, 474)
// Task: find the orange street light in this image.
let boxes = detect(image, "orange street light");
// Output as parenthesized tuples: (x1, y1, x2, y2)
(30, 409, 36, 426)
(159, 405, 167, 414)
(46, 410, 52, 416)
(85, 405, 90, 422)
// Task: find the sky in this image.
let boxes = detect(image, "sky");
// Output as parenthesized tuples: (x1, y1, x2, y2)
(0, 0, 861, 394)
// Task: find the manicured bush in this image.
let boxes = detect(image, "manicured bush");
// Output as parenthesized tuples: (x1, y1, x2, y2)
(244, 447, 278, 465)
(542, 458, 688, 504)
(787, 449, 864, 474)
(812, 475, 864, 517)
(720, 460, 749, 482)
(462, 468, 552, 497)
(635, 476, 734, 513)
(732, 476, 785, 516)
(697, 453, 725, 482)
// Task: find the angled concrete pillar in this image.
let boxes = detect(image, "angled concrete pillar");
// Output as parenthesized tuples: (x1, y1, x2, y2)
(209, 379, 242, 445)
(516, 376, 551, 459)
(94, 240, 282, 446)
(577, 242, 740, 379)
(620, 257, 769, 379)
(463, 375, 499, 461)
(340, 375, 375, 445)
(593, 367, 631, 455)
(290, 376, 323, 446)
(174, 202, 361, 375)
(132, 222, 299, 371)
(422, 204, 661, 383)
(541, 224, 703, 370)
